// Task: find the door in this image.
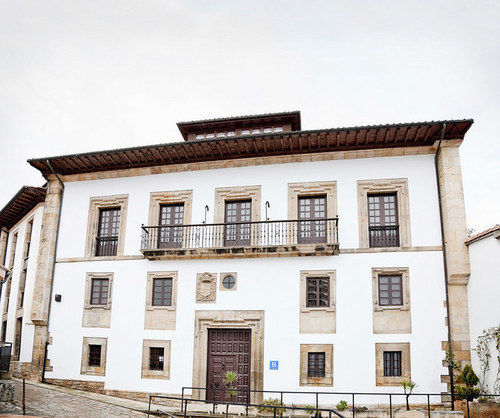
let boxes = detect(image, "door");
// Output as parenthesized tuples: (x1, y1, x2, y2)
(298, 195, 327, 244)
(206, 329, 251, 403)
(158, 204, 184, 248)
(224, 200, 252, 247)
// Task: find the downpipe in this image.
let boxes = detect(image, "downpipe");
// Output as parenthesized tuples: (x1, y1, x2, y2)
(434, 123, 455, 408)
(41, 160, 65, 383)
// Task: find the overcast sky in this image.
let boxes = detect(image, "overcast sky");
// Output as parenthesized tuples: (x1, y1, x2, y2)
(0, 1, 498, 231)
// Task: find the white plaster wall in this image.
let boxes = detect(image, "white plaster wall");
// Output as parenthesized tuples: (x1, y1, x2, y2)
(467, 235, 500, 393)
(45, 154, 448, 403)
(0, 204, 44, 362)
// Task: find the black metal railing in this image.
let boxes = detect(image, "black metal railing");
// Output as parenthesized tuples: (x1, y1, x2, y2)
(0, 342, 12, 372)
(155, 386, 500, 418)
(141, 218, 339, 252)
(95, 236, 118, 256)
(369, 225, 399, 247)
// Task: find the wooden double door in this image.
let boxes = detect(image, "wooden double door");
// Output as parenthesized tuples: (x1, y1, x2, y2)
(206, 329, 251, 403)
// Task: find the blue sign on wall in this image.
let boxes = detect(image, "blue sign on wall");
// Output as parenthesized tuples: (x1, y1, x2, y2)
(269, 360, 279, 370)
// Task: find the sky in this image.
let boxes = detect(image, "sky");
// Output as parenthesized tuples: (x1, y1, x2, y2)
(0, 1, 498, 232)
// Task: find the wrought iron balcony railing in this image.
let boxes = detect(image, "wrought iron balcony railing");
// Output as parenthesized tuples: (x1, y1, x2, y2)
(141, 218, 339, 258)
(95, 236, 118, 256)
(369, 225, 399, 248)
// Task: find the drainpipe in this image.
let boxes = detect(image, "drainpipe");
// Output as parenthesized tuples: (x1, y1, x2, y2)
(41, 160, 65, 383)
(434, 123, 455, 409)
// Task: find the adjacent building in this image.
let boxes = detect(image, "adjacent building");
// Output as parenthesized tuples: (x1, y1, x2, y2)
(466, 225, 500, 394)
(0, 112, 475, 404)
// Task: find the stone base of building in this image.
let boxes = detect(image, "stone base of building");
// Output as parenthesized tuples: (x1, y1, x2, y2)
(9, 361, 41, 380)
(44, 378, 182, 406)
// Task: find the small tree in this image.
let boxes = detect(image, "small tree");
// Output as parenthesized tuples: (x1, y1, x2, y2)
(400, 380, 417, 411)
(223, 370, 240, 401)
(455, 365, 480, 401)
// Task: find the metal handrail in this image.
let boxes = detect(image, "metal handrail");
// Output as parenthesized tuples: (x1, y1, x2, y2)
(142, 217, 339, 229)
(178, 386, 500, 418)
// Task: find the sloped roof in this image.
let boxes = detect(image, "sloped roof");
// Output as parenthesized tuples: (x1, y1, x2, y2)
(0, 186, 46, 230)
(28, 118, 473, 177)
(465, 225, 500, 245)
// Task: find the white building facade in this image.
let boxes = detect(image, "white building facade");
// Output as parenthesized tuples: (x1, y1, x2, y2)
(466, 226, 500, 394)
(1, 112, 475, 405)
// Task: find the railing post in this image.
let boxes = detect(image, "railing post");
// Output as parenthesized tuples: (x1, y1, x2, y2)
(274, 405, 277, 418)
(183, 399, 187, 417)
(466, 398, 470, 418)
(147, 395, 152, 417)
(22, 378, 25, 416)
(427, 394, 430, 418)
(389, 394, 392, 418)
(280, 391, 283, 418)
(226, 403, 229, 417)
(181, 387, 184, 413)
(316, 392, 319, 415)
(352, 393, 355, 418)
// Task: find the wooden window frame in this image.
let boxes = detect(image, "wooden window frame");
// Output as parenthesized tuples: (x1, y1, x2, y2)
(306, 277, 330, 308)
(81, 337, 107, 376)
(307, 352, 326, 378)
(152, 277, 173, 307)
(378, 274, 403, 306)
(357, 179, 411, 249)
(300, 271, 336, 314)
(383, 351, 402, 377)
(141, 339, 171, 379)
(148, 190, 193, 225)
(367, 193, 399, 248)
(85, 195, 128, 258)
(300, 344, 333, 386)
(372, 268, 410, 312)
(90, 277, 110, 306)
(375, 343, 410, 386)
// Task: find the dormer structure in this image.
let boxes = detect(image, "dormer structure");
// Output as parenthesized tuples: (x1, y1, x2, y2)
(176, 111, 301, 141)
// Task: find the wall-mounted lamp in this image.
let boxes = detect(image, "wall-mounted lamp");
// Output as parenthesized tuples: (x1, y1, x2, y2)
(265, 201, 270, 221)
(203, 205, 209, 224)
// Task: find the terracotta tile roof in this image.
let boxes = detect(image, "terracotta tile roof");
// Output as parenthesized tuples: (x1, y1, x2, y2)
(0, 186, 46, 230)
(28, 118, 473, 177)
(465, 224, 500, 245)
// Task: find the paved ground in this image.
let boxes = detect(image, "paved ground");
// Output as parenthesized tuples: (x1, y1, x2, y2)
(0, 380, 148, 417)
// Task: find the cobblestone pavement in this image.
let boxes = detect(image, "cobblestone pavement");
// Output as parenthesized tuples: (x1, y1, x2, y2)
(0, 380, 147, 417)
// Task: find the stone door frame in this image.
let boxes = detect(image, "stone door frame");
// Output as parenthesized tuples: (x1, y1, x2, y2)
(192, 310, 264, 404)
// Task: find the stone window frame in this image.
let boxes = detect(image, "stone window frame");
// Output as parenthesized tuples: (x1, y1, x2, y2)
(219, 272, 237, 291)
(213, 185, 261, 246)
(300, 344, 334, 386)
(81, 337, 107, 376)
(300, 270, 336, 314)
(141, 339, 171, 379)
(288, 182, 337, 245)
(357, 179, 411, 248)
(84, 194, 129, 258)
(84, 272, 113, 311)
(145, 271, 178, 312)
(372, 267, 410, 313)
(148, 190, 193, 226)
(375, 342, 411, 386)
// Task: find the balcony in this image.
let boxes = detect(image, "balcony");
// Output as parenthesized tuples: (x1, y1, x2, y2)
(369, 225, 399, 248)
(141, 218, 339, 259)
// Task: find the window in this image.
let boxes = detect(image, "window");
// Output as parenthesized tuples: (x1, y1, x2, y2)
(367, 193, 399, 247)
(88, 344, 102, 367)
(241, 130, 250, 135)
(274, 126, 283, 132)
(149, 347, 164, 370)
(95, 207, 121, 256)
(227, 131, 235, 137)
(251, 128, 260, 134)
(142, 339, 171, 379)
(224, 200, 252, 246)
(216, 132, 225, 138)
(90, 278, 109, 305)
(378, 275, 402, 306)
(158, 204, 184, 248)
(298, 195, 327, 244)
(263, 127, 272, 133)
(221, 274, 235, 290)
(306, 277, 329, 307)
(152, 278, 172, 306)
(383, 351, 402, 377)
(206, 133, 214, 139)
(308, 352, 326, 377)
(81, 337, 107, 376)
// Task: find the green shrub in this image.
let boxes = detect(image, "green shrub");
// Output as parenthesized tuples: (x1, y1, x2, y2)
(459, 364, 479, 387)
(455, 385, 480, 401)
(336, 400, 348, 411)
(257, 398, 286, 414)
(303, 405, 315, 415)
